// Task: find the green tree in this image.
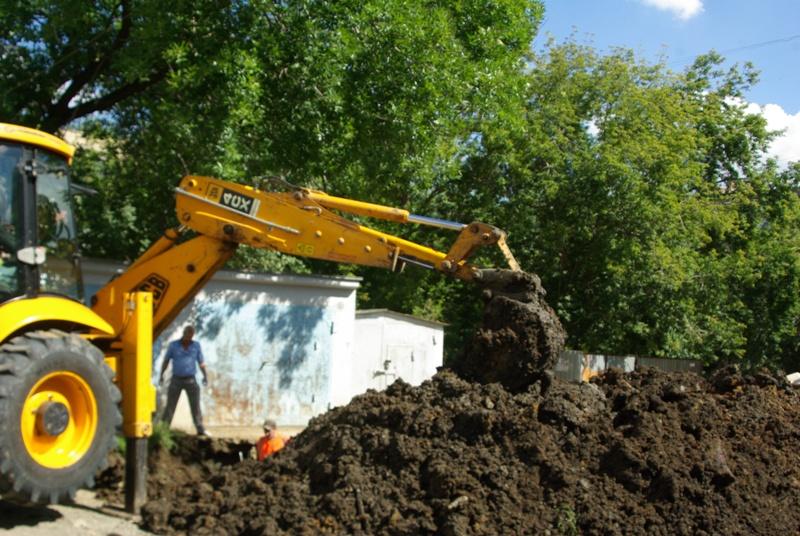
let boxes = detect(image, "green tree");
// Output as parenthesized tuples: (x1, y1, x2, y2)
(0, 0, 255, 132)
(64, 0, 544, 274)
(452, 41, 800, 368)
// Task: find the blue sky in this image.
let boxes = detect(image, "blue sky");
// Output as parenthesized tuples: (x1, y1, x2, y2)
(537, 0, 800, 163)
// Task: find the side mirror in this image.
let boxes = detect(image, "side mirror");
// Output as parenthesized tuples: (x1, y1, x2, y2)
(69, 182, 98, 196)
(17, 246, 46, 265)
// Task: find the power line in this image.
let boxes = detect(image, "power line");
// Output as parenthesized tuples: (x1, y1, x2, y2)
(670, 33, 800, 65)
(718, 33, 800, 55)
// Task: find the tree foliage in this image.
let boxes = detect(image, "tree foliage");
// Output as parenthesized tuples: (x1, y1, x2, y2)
(42, 0, 542, 268)
(0, 0, 253, 131)
(454, 42, 800, 368)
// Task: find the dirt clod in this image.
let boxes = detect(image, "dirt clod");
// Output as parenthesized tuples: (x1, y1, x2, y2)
(452, 269, 567, 392)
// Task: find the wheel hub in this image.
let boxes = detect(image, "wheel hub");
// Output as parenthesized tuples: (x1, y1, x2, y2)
(36, 401, 70, 436)
(20, 370, 98, 469)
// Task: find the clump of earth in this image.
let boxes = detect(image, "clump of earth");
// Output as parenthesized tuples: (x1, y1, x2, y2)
(92, 270, 800, 535)
(452, 269, 566, 391)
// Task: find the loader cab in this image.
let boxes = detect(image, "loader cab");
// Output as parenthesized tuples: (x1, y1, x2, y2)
(0, 123, 81, 304)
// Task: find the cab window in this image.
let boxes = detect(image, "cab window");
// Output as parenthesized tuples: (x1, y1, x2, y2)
(0, 143, 23, 300)
(36, 150, 80, 299)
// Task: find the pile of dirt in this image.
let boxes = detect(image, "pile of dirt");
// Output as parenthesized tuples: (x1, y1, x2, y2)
(94, 270, 798, 534)
(136, 366, 800, 535)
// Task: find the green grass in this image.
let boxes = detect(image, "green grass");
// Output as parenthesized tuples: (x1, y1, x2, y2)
(113, 421, 177, 456)
(556, 503, 579, 536)
(115, 434, 126, 456)
(148, 421, 176, 452)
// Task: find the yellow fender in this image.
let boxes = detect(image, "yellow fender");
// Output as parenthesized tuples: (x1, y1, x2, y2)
(0, 296, 115, 344)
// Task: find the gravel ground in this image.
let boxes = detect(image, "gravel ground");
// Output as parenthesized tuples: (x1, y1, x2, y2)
(0, 490, 149, 535)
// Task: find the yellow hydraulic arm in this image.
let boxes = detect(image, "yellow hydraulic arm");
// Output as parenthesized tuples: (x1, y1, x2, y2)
(177, 175, 520, 278)
(92, 175, 520, 339)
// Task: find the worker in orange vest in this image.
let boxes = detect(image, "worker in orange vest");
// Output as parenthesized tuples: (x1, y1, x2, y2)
(256, 419, 286, 461)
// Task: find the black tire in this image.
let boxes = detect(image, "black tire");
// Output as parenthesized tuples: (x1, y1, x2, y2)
(0, 330, 121, 504)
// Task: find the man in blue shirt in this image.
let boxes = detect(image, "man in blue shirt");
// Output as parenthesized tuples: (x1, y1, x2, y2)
(159, 325, 210, 436)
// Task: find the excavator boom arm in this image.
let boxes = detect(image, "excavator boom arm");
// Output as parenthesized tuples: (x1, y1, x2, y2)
(176, 176, 516, 279)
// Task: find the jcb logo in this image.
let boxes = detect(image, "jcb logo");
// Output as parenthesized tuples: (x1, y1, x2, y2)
(135, 273, 169, 310)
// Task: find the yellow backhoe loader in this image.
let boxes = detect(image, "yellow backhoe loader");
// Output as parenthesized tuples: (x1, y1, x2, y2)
(0, 123, 524, 510)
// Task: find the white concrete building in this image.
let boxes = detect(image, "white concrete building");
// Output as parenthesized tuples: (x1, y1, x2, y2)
(342, 309, 444, 403)
(82, 259, 360, 427)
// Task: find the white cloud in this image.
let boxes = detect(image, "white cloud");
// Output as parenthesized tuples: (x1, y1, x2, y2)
(744, 102, 800, 166)
(639, 0, 704, 20)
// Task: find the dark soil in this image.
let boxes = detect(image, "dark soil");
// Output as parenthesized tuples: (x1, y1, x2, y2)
(95, 435, 253, 507)
(130, 366, 800, 535)
(92, 270, 800, 535)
